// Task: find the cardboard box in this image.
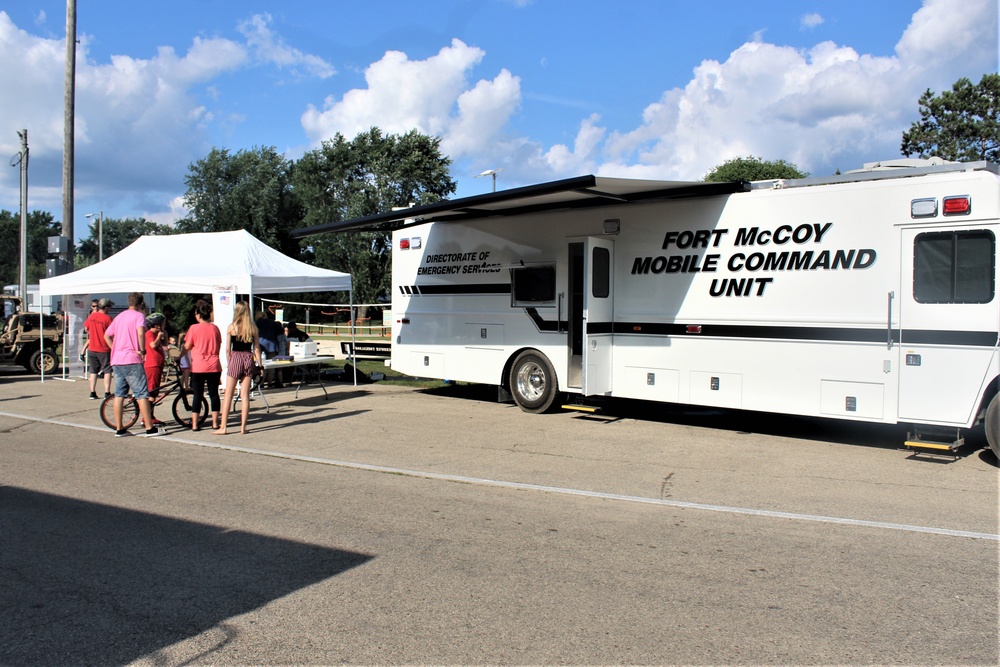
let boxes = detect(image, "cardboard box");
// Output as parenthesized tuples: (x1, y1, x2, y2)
(289, 340, 318, 359)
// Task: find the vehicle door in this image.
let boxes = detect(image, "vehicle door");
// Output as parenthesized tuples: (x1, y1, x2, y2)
(583, 237, 614, 396)
(898, 224, 999, 424)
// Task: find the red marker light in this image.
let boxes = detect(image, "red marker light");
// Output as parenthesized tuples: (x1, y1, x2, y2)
(399, 238, 411, 250)
(943, 196, 971, 215)
(686, 325, 702, 334)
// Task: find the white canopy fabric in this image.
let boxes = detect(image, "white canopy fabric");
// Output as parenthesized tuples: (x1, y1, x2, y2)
(40, 230, 351, 296)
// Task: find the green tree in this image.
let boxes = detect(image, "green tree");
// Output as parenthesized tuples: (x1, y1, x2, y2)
(76, 216, 171, 266)
(293, 128, 456, 307)
(901, 74, 1000, 162)
(0, 209, 61, 287)
(703, 156, 808, 182)
(179, 146, 302, 257)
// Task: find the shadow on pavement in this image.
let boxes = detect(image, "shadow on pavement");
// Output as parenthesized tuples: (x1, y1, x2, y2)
(0, 486, 373, 665)
(421, 383, 994, 456)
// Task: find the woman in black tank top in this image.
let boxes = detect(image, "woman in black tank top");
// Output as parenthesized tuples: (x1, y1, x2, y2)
(213, 301, 261, 435)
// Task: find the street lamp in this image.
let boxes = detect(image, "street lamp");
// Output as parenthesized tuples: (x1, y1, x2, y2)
(475, 168, 502, 193)
(85, 211, 103, 261)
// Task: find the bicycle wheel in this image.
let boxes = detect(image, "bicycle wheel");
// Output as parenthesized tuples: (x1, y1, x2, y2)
(100, 395, 139, 431)
(172, 389, 208, 428)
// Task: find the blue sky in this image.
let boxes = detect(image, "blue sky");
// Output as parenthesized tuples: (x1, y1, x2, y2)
(0, 0, 996, 243)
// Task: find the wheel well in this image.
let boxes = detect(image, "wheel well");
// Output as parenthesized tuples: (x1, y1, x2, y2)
(976, 376, 1000, 423)
(13, 341, 40, 365)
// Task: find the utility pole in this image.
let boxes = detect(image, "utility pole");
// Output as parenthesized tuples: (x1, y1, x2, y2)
(62, 0, 77, 269)
(17, 129, 28, 308)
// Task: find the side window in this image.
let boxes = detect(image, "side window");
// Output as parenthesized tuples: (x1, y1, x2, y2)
(511, 264, 556, 307)
(913, 230, 995, 304)
(592, 247, 610, 298)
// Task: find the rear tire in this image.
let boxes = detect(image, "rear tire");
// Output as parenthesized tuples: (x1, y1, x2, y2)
(509, 350, 558, 414)
(100, 395, 139, 431)
(985, 393, 1000, 461)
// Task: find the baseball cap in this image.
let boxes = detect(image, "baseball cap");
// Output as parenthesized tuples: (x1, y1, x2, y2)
(98, 298, 114, 308)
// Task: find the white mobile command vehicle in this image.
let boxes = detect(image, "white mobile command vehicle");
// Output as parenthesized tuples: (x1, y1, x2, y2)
(296, 159, 1000, 457)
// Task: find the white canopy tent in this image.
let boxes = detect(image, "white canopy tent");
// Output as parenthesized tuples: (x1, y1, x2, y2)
(39, 229, 354, 383)
(40, 229, 351, 296)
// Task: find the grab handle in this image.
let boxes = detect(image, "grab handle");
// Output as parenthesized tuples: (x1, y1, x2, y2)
(886, 291, 895, 350)
(557, 292, 564, 333)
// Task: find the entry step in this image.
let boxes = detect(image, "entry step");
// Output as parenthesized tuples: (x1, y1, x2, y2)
(562, 403, 603, 414)
(904, 426, 964, 459)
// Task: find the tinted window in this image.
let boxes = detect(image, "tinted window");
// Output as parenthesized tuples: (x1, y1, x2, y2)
(914, 230, 994, 304)
(592, 247, 610, 298)
(511, 264, 556, 306)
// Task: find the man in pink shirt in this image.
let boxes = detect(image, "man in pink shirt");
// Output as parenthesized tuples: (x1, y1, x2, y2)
(104, 292, 165, 438)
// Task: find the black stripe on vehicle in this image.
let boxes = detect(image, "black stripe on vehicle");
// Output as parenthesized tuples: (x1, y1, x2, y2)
(410, 283, 511, 296)
(900, 329, 998, 346)
(612, 322, 997, 347)
(587, 322, 614, 335)
(525, 307, 563, 332)
(612, 322, 893, 342)
(524, 313, 614, 335)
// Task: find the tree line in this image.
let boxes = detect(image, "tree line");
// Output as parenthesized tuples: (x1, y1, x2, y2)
(2, 74, 996, 312)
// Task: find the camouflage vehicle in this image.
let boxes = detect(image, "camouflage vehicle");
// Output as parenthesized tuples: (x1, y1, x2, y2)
(0, 296, 62, 374)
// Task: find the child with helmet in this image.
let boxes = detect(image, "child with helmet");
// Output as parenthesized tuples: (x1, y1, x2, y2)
(144, 312, 168, 426)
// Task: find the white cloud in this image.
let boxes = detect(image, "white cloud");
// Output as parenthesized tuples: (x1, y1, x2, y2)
(443, 69, 522, 158)
(801, 13, 824, 29)
(896, 0, 997, 75)
(528, 0, 997, 182)
(540, 114, 605, 174)
(237, 13, 335, 79)
(302, 38, 521, 159)
(1, 0, 995, 232)
(0, 10, 332, 228)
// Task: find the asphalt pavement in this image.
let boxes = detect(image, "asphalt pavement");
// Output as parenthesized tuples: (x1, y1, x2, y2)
(1, 364, 997, 665)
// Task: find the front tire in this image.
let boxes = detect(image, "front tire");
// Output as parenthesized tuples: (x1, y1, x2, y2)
(509, 350, 558, 414)
(172, 390, 208, 428)
(985, 393, 1000, 461)
(29, 348, 58, 375)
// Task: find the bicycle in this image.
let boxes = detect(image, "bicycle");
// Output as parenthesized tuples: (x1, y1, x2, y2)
(99, 360, 208, 431)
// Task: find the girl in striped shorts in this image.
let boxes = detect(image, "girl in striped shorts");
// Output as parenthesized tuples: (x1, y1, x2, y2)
(214, 301, 262, 435)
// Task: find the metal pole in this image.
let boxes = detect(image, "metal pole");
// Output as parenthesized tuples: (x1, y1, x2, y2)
(350, 287, 356, 386)
(86, 211, 104, 261)
(17, 129, 28, 310)
(62, 0, 76, 268)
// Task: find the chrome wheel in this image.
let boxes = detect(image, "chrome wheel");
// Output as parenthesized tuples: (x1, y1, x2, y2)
(509, 351, 558, 413)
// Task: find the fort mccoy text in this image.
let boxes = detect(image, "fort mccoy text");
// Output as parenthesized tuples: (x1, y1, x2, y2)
(630, 222, 876, 297)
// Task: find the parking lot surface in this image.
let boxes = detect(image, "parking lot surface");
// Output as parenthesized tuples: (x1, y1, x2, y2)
(1, 366, 997, 665)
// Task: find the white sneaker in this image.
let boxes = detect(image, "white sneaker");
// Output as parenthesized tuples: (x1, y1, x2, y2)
(143, 426, 166, 437)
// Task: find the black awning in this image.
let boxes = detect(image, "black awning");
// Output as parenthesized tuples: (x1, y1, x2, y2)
(292, 175, 749, 238)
